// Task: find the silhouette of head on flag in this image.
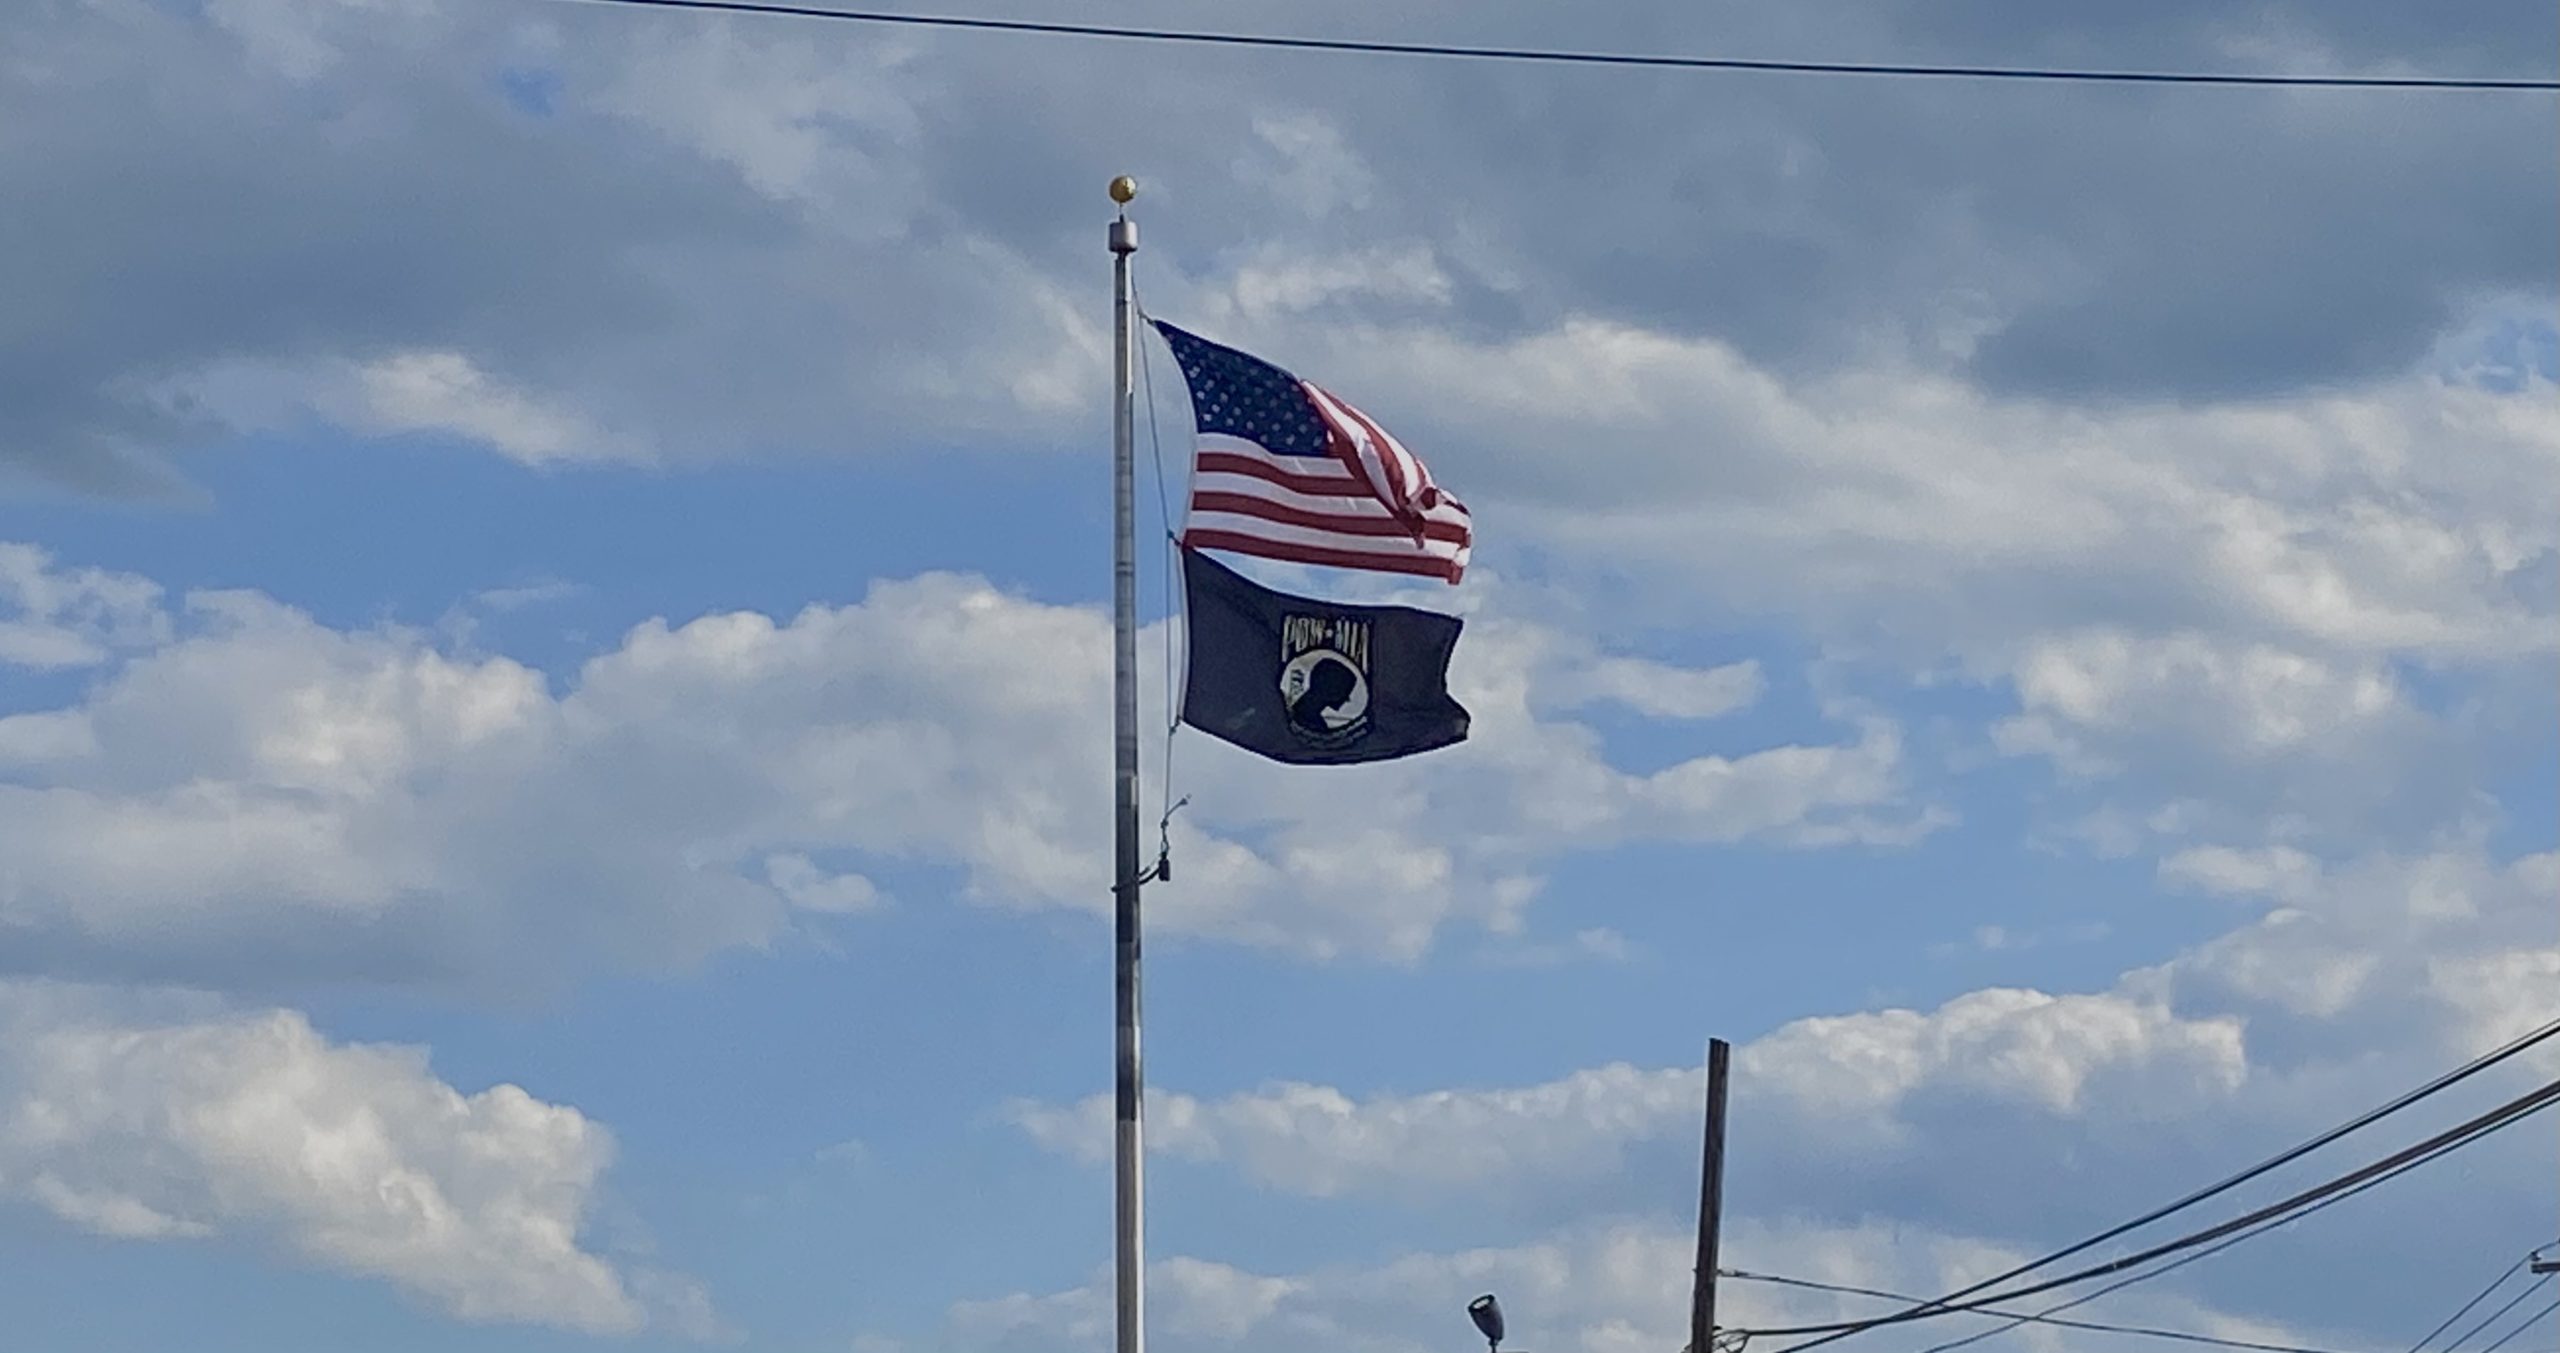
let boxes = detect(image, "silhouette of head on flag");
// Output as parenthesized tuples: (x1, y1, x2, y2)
(1286, 656, 1361, 733)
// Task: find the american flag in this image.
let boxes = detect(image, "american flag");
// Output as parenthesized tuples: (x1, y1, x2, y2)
(1153, 319, 1471, 583)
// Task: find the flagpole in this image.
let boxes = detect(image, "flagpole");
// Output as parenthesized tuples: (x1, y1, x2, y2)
(1106, 173, 1147, 1353)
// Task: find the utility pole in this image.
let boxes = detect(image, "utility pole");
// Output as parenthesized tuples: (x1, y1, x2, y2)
(1690, 1038, 1731, 1353)
(2541, 1101, 2560, 1273)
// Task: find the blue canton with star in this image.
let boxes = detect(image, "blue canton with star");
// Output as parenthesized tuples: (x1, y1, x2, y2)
(1153, 320, 1332, 458)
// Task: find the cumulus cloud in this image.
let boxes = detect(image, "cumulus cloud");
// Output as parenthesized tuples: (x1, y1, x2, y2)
(1010, 986, 2244, 1199)
(1310, 321, 2556, 661)
(1743, 988, 2248, 1120)
(1017, 826, 2554, 1189)
(0, 983, 694, 1335)
(5, 0, 2547, 492)
(340, 350, 621, 466)
(2163, 829, 2559, 1046)
(5, 3, 2550, 1347)
(0, 544, 167, 671)
(1996, 633, 2407, 766)
(1005, 822, 2559, 1308)
(0, 544, 1926, 993)
(946, 1216, 2339, 1353)
(2158, 844, 2323, 905)
(6, 0, 2546, 868)
(1546, 657, 1765, 722)
(0, 0, 1101, 489)
(1175, 315, 2555, 849)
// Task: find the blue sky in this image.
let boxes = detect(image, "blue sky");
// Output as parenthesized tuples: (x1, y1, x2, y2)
(0, 3, 2555, 1352)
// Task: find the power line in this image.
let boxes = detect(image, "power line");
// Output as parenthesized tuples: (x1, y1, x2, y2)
(1777, 1076, 2560, 1343)
(1908, 1182, 2539, 1353)
(536, 0, 2560, 91)
(1719, 1269, 2369, 1353)
(1746, 1073, 2560, 1343)
(2472, 1294, 2560, 1353)
(2445, 1280, 2556, 1353)
(1955, 1242, 2556, 1353)
(1753, 1016, 2560, 1351)
(2406, 1256, 2535, 1353)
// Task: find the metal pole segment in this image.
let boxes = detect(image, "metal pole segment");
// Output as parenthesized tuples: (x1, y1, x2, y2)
(1690, 1038, 1731, 1353)
(1108, 184, 1145, 1353)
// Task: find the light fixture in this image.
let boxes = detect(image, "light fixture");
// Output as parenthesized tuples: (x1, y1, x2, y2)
(1467, 1294, 1505, 1353)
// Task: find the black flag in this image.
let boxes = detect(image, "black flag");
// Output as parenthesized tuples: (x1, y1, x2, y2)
(1180, 547, 1469, 765)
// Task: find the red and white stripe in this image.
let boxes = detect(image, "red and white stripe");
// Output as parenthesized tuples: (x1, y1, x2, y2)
(1303, 380, 1453, 524)
(1180, 386, 1471, 584)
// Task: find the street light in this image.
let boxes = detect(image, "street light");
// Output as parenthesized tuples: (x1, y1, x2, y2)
(1467, 1294, 1505, 1353)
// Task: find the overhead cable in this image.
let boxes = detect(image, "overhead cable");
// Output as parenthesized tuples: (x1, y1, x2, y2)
(2404, 1254, 2537, 1353)
(1747, 1073, 2560, 1345)
(1756, 1016, 2560, 1353)
(1720, 1269, 2369, 1353)
(538, 0, 2560, 91)
(2444, 1279, 2558, 1353)
(2472, 1294, 2560, 1353)
(1910, 1201, 2540, 1353)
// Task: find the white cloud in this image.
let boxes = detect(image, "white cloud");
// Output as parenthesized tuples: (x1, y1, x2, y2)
(946, 1217, 2334, 1353)
(1742, 987, 2247, 1120)
(815, 1138, 872, 1167)
(346, 351, 621, 466)
(469, 579, 583, 612)
(765, 853, 883, 915)
(1008, 1063, 1690, 1198)
(1006, 826, 2558, 1287)
(0, 984, 686, 1335)
(994, 854, 2560, 1348)
(2159, 844, 2322, 903)
(1223, 315, 2556, 846)
(203, 0, 438, 83)
(1010, 987, 2244, 1197)
(8, 0, 2545, 864)
(1, 2, 2549, 1345)
(0, 544, 168, 670)
(1239, 112, 1376, 220)
(1550, 657, 1764, 722)
(185, 349, 632, 468)
(11, 0, 2548, 501)
(0, 547, 1926, 992)
(588, 16, 928, 216)
(2431, 945, 2560, 1067)
(2167, 831, 2557, 1039)
(1991, 629, 2419, 779)
(25, 1172, 214, 1241)
(1482, 926, 1638, 968)
(1213, 244, 1458, 323)
(1339, 318, 2556, 665)
(1932, 921, 2112, 957)
(994, 811, 2560, 1351)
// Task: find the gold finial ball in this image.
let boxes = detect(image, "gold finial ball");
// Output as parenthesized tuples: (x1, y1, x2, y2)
(1108, 175, 1138, 205)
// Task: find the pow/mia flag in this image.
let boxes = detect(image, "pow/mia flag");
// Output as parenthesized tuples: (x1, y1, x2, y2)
(1179, 547, 1469, 766)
